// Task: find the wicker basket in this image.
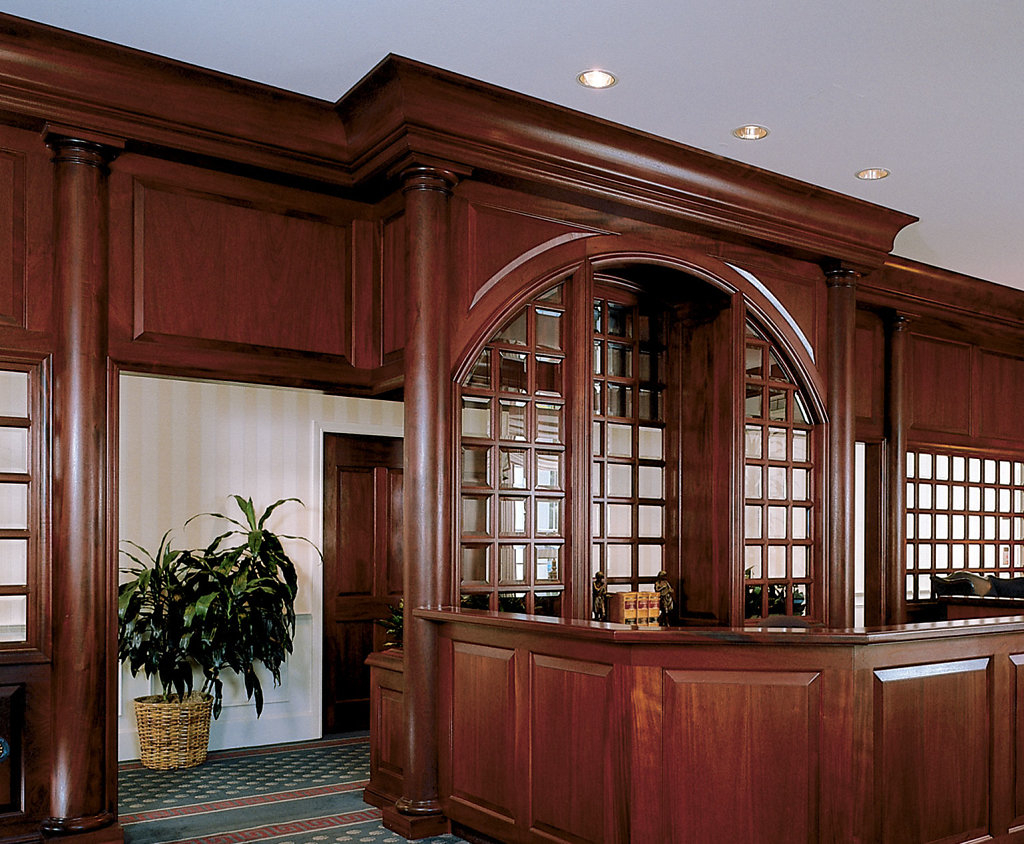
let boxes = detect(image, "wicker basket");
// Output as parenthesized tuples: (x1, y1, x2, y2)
(133, 691, 213, 770)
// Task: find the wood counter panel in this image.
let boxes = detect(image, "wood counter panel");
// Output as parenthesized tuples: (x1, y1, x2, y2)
(426, 609, 1024, 844)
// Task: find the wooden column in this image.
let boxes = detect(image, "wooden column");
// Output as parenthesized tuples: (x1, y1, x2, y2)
(386, 166, 457, 838)
(43, 135, 120, 838)
(884, 313, 910, 624)
(825, 265, 858, 628)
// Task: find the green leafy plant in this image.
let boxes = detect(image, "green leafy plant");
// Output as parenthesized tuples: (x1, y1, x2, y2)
(375, 600, 404, 649)
(118, 496, 312, 719)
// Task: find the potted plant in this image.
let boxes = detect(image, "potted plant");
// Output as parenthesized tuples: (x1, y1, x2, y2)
(118, 496, 310, 769)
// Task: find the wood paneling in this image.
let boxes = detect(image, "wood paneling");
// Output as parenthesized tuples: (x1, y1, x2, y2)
(529, 654, 614, 844)
(1011, 654, 1024, 826)
(0, 148, 25, 329)
(909, 333, 972, 437)
(664, 668, 820, 844)
(976, 350, 1024, 443)
(365, 649, 405, 810)
(855, 308, 885, 439)
(135, 182, 350, 356)
(449, 641, 517, 821)
(873, 658, 990, 844)
(381, 212, 406, 359)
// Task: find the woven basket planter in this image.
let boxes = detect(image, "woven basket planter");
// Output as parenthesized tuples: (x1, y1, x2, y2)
(133, 691, 213, 770)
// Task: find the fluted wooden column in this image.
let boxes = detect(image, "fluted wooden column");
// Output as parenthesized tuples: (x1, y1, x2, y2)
(885, 313, 911, 624)
(825, 265, 859, 629)
(388, 166, 457, 837)
(43, 136, 119, 837)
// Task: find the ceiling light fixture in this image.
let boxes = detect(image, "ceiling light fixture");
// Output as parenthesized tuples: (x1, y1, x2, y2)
(856, 167, 891, 181)
(577, 68, 617, 89)
(732, 124, 769, 141)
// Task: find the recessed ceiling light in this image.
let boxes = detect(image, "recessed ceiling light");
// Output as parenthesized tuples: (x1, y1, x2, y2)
(732, 124, 769, 141)
(577, 68, 617, 89)
(856, 167, 891, 181)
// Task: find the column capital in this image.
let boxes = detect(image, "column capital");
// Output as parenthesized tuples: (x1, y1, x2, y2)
(823, 261, 860, 289)
(889, 311, 913, 333)
(45, 134, 122, 170)
(401, 165, 459, 195)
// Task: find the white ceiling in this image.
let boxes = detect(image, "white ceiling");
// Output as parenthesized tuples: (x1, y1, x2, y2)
(1, 1, 1021, 290)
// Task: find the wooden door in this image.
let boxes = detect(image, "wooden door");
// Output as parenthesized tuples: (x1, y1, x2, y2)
(323, 433, 403, 733)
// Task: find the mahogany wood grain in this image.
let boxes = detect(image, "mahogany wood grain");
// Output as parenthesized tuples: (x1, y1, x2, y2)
(884, 314, 910, 625)
(364, 649, 406, 810)
(908, 333, 972, 438)
(44, 136, 120, 837)
(853, 307, 885, 440)
(976, 349, 1024, 443)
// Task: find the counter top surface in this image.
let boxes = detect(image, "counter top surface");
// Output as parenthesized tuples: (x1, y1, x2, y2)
(416, 606, 1024, 645)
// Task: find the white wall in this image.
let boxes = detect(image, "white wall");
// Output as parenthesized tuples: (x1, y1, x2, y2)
(117, 373, 403, 760)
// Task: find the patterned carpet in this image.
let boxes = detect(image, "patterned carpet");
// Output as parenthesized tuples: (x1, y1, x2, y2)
(119, 735, 465, 844)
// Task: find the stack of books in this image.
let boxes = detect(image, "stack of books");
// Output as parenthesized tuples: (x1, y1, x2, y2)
(607, 591, 661, 626)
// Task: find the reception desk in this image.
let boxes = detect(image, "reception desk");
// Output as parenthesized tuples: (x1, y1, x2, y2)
(411, 609, 1024, 844)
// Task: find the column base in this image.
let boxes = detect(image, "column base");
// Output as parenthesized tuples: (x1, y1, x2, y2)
(41, 813, 122, 842)
(382, 803, 449, 839)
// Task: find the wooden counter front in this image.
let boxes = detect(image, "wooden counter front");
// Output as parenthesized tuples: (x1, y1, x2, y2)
(419, 608, 1024, 844)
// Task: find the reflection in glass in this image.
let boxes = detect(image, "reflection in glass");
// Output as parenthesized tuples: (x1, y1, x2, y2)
(536, 545, 560, 581)
(536, 309, 563, 350)
(461, 495, 490, 535)
(461, 546, 490, 583)
(468, 349, 491, 388)
(607, 384, 632, 418)
(536, 404, 563, 443)
(536, 499, 561, 535)
(607, 303, 631, 337)
(462, 445, 491, 486)
(536, 452, 562, 489)
(0, 595, 26, 642)
(499, 498, 527, 535)
(745, 345, 763, 377)
(745, 425, 762, 459)
(768, 388, 787, 421)
(499, 449, 528, 489)
(536, 357, 562, 396)
(745, 385, 763, 419)
(499, 545, 528, 583)
(499, 351, 528, 393)
(768, 428, 787, 460)
(499, 401, 528, 440)
(461, 592, 490, 610)
(461, 396, 491, 438)
(607, 343, 632, 377)
(496, 312, 527, 345)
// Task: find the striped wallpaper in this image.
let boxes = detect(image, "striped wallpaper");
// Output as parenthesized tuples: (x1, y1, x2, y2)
(117, 372, 403, 758)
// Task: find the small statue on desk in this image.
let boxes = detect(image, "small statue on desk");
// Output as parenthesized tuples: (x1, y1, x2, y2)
(592, 571, 608, 622)
(654, 570, 675, 624)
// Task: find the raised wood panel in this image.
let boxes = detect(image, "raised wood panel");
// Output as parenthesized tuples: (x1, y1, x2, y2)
(1012, 654, 1024, 825)
(381, 212, 406, 358)
(663, 668, 821, 844)
(0, 148, 24, 329)
(976, 349, 1024, 443)
(365, 651, 405, 809)
(135, 182, 350, 356)
(466, 203, 603, 307)
(909, 334, 972, 437)
(855, 308, 885, 439)
(873, 658, 990, 844)
(529, 654, 614, 844)
(450, 641, 517, 820)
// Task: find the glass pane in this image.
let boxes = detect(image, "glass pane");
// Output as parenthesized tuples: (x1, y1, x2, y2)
(536, 357, 562, 396)
(461, 396, 491, 438)
(745, 385, 763, 419)
(536, 499, 562, 535)
(499, 545, 528, 583)
(0, 371, 28, 419)
(607, 544, 632, 577)
(607, 424, 633, 458)
(792, 507, 810, 540)
(792, 585, 808, 616)
(0, 539, 27, 585)
(593, 341, 603, 375)
(638, 545, 662, 578)
(768, 428, 787, 460)
(767, 467, 787, 500)
(462, 495, 491, 535)
(498, 592, 527, 613)
(534, 592, 562, 617)
(793, 394, 811, 425)
(499, 497, 527, 535)
(768, 350, 789, 382)
(536, 451, 562, 490)
(462, 445, 491, 486)
(607, 464, 633, 498)
(638, 505, 663, 538)
(745, 425, 762, 459)
(592, 461, 603, 496)
(607, 303, 632, 337)
(593, 301, 603, 333)
(536, 546, 560, 582)
(461, 546, 490, 583)
(607, 343, 633, 377)
(638, 389, 660, 422)
(745, 466, 763, 499)
(0, 595, 26, 643)
(768, 388, 787, 422)
(639, 466, 663, 499)
(467, 349, 491, 388)
(593, 381, 603, 415)
(792, 468, 809, 501)
(745, 345, 763, 377)
(792, 430, 809, 462)
(768, 546, 786, 579)
(638, 427, 662, 460)
(607, 384, 632, 418)
(639, 351, 651, 381)
(0, 428, 28, 474)
(768, 584, 788, 615)
(498, 449, 528, 489)
(499, 401, 528, 440)
(745, 584, 763, 619)
(593, 422, 603, 456)
(745, 505, 762, 539)
(538, 285, 563, 304)
(0, 483, 28, 529)
(607, 504, 633, 537)
(499, 351, 528, 393)
(536, 404, 563, 444)
(767, 505, 788, 539)
(745, 546, 762, 579)
(496, 312, 527, 345)
(792, 546, 808, 579)
(592, 502, 603, 536)
(536, 309, 563, 350)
